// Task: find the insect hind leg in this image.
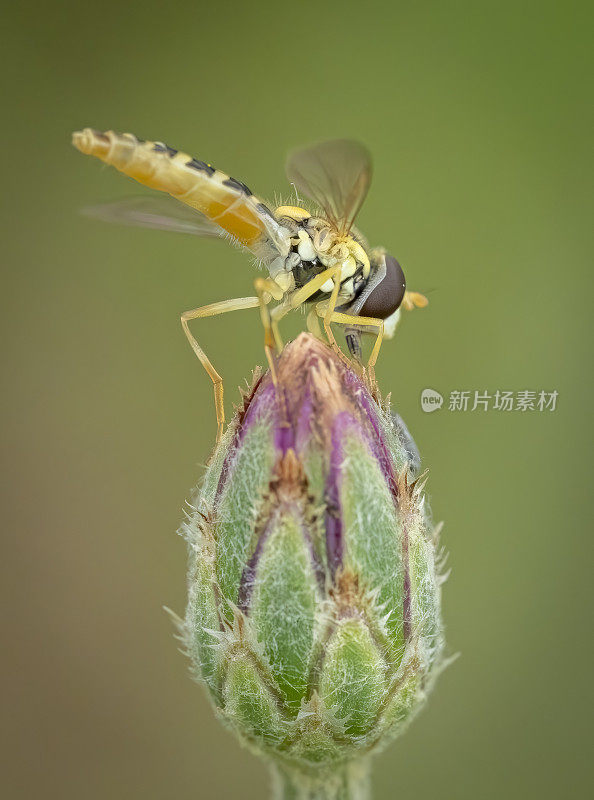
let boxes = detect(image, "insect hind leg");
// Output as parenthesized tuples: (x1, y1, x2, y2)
(181, 296, 260, 442)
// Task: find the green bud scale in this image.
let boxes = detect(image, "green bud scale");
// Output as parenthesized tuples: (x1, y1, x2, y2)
(179, 334, 445, 799)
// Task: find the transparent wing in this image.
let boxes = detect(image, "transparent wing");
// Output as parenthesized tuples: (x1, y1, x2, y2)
(285, 139, 372, 235)
(81, 195, 226, 237)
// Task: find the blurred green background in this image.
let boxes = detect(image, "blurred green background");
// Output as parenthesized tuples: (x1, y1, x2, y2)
(2, 1, 592, 798)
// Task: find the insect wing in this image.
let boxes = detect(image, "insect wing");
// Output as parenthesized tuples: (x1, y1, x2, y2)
(81, 195, 227, 237)
(285, 139, 372, 234)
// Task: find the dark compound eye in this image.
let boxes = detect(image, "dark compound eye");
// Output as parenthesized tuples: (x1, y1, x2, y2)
(360, 254, 406, 319)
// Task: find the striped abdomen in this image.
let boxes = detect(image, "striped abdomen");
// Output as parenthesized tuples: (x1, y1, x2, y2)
(72, 128, 288, 255)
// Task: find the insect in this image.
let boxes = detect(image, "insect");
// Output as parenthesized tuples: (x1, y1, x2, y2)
(72, 129, 428, 440)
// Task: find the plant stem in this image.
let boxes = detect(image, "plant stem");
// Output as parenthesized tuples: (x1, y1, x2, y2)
(271, 760, 371, 800)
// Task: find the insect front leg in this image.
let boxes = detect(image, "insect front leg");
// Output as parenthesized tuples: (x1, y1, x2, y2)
(318, 264, 347, 360)
(315, 308, 385, 383)
(181, 296, 260, 443)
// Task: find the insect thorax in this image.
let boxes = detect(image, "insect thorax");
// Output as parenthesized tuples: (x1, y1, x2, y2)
(268, 206, 371, 306)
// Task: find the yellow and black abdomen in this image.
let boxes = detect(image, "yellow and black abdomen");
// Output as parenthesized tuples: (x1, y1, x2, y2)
(72, 128, 288, 255)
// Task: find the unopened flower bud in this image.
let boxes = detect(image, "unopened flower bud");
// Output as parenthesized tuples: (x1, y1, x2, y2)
(180, 333, 445, 797)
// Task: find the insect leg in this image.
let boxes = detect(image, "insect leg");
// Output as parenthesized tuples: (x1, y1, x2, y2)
(269, 264, 343, 347)
(254, 277, 284, 349)
(315, 308, 385, 382)
(253, 277, 285, 379)
(181, 296, 260, 442)
(319, 264, 344, 356)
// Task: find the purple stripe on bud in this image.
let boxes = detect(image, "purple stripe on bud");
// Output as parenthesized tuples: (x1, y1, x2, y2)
(274, 385, 295, 453)
(237, 515, 274, 612)
(325, 411, 358, 573)
(342, 370, 399, 502)
(214, 378, 275, 503)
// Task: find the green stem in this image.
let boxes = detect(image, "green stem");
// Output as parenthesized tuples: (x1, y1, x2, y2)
(271, 760, 371, 800)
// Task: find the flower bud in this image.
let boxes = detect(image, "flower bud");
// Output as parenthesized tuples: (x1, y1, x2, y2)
(180, 333, 444, 787)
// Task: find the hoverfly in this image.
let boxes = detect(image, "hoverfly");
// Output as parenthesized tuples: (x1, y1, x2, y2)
(72, 129, 427, 440)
